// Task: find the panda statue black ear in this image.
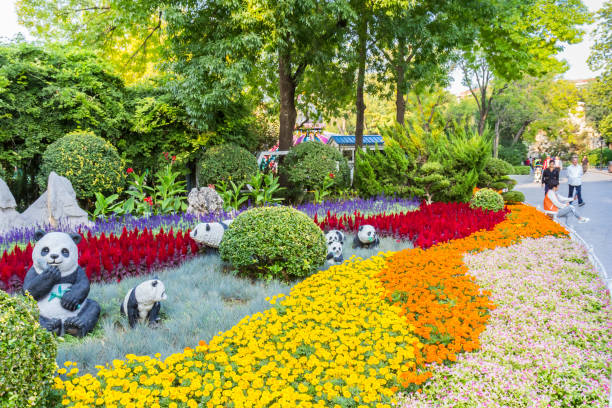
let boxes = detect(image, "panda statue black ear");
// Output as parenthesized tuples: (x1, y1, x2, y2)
(151, 280, 158, 287)
(34, 230, 47, 241)
(69, 232, 82, 245)
(206, 224, 211, 231)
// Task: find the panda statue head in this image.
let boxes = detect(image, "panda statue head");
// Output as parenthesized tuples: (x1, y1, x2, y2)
(325, 230, 345, 246)
(357, 224, 378, 244)
(32, 230, 81, 276)
(136, 278, 167, 305)
(189, 220, 233, 248)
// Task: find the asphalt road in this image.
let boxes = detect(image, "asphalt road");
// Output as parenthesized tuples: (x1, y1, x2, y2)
(511, 168, 612, 289)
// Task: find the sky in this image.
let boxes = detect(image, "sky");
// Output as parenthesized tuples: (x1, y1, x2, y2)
(0, 0, 607, 95)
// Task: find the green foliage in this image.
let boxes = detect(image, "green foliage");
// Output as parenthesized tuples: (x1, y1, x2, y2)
(502, 190, 525, 204)
(584, 74, 612, 144)
(92, 162, 187, 219)
(217, 180, 248, 212)
(409, 161, 450, 205)
(0, 292, 57, 408)
(512, 166, 531, 175)
(478, 158, 515, 192)
(499, 143, 528, 165)
(199, 144, 259, 187)
(442, 127, 492, 202)
(0, 41, 127, 208)
(588, 1, 612, 74)
(312, 173, 335, 204)
(354, 149, 383, 198)
(470, 188, 505, 212)
(587, 148, 612, 166)
(219, 206, 326, 281)
(38, 131, 126, 200)
(281, 142, 350, 193)
(246, 172, 285, 207)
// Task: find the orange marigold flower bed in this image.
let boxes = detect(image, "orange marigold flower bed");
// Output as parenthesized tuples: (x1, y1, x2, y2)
(377, 204, 567, 389)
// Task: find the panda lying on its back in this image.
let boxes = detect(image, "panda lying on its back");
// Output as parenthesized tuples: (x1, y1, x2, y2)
(120, 279, 167, 328)
(190, 219, 234, 249)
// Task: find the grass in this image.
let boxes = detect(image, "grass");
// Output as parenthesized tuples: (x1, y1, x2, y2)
(56, 233, 412, 374)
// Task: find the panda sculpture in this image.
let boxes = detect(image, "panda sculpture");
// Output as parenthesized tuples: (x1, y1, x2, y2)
(326, 241, 344, 265)
(189, 219, 234, 249)
(120, 278, 167, 328)
(22, 230, 100, 337)
(352, 224, 380, 249)
(325, 229, 345, 246)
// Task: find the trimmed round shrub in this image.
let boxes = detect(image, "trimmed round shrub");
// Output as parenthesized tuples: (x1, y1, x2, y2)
(280, 142, 350, 192)
(502, 190, 525, 204)
(38, 131, 126, 199)
(220, 206, 326, 280)
(198, 144, 259, 186)
(0, 292, 57, 407)
(512, 165, 531, 175)
(470, 188, 505, 212)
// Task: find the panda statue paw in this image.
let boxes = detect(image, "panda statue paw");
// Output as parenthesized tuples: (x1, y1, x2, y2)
(63, 316, 86, 338)
(40, 316, 62, 336)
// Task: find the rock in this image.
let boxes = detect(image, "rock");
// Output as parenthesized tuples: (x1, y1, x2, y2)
(186, 187, 224, 217)
(21, 172, 92, 229)
(0, 178, 23, 232)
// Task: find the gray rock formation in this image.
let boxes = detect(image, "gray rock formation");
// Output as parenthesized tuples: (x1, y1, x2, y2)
(0, 178, 23, 232)
(186, 187, 224, 217)
(21, 172, 92, 229)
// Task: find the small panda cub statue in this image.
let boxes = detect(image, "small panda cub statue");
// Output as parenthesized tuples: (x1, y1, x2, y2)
(352, 224, 380, 249)
(325, 229, 345, 246)
(189, 219, 234, 249)
(121, 278, 167, 328)
(326, 241, 344, 265)
(22, 230, 100, 337)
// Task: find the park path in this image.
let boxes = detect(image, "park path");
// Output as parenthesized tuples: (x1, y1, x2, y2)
(512, 169, 612, 290)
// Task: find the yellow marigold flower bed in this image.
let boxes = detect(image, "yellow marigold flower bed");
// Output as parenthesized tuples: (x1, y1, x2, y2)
(54, 254, 422, 407)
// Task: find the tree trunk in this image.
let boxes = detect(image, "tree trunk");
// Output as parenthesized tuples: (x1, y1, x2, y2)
(512, 120, 531, 144)
(395, 41, 406, 125)
(478, 98, 488, 136)
(355, 17, 367, 148)
(278, 52, 297, 151)
(494, 117, 500, 158)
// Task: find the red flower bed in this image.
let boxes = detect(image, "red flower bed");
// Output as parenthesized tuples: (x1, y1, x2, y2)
(0, 227, 199, 294)
(314, 202, 508, 248)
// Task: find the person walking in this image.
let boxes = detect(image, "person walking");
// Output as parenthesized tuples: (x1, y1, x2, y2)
(581, 156, 589, 173)
(554, 156, 563, 171)
(542, 161, 560, 196)
(544, 180, 589, 223)
(567, 155, 585, 207)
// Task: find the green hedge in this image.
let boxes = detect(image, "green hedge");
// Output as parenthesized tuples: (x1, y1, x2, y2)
(0, 292, 57, 408)
(199, 144, 259, 186)
(219, 206, 326, 280)
(470, 188, 505, 212)
(512, 165, 531, 175)
(37, 131, 126, 200)
(502, 190, 525, 204)
(280, 142, 350, 193)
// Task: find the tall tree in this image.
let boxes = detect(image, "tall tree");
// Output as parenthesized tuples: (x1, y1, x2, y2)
(460, 0, 589, 135)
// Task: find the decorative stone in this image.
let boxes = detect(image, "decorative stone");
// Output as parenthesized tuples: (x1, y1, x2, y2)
(21, 172, 92, 229)
(186, 187, 224, 217)
(0, 177, 23, 232)
(22, 230, 100, 337)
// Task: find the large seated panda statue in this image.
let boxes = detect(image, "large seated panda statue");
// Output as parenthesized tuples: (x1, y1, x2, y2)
(189, 219, 234, 249)
(22, 230, 100, 337)
(352, 224, 380, 249)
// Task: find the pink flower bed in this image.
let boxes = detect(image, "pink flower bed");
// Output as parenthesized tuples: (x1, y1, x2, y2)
(399, 237, 612, 408)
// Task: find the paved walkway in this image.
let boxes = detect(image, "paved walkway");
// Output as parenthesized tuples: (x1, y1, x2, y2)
(511, 169, 612, 289)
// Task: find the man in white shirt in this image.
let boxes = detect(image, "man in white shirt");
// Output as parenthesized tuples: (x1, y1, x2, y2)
(566, 155, 585, 207)
(544, 180, 589, 223)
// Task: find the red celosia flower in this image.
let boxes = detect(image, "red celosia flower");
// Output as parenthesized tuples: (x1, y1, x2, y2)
(127, 168, 134, 174)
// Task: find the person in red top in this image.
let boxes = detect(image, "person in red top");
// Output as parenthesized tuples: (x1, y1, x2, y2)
(542, 155, 552, 170)
(544, 180, 589, 223)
